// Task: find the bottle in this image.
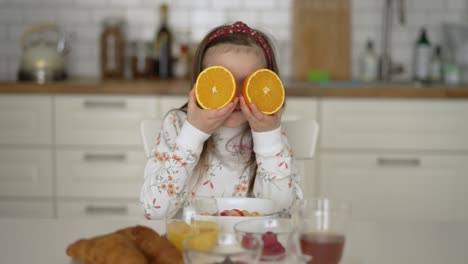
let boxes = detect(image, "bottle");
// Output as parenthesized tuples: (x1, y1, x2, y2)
(413, 27, 431, 82)
(131, 40, 154, 79)
(100, 17, 126, 79)
(153, 3, 173, 79)
(358, 40, 378, 82)
(429, 45, 443, 83)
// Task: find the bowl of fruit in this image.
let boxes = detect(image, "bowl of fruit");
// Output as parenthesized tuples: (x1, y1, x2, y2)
(196, 197, 279, 233)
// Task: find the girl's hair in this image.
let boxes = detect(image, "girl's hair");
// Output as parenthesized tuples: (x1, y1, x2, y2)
(180, 22, 279, 195)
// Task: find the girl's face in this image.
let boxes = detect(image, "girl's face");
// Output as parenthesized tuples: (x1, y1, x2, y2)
(203, 43, 267, 128)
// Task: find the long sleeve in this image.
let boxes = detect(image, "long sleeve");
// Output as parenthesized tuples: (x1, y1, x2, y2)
(140, 110, 210, 219)
(252, 126, 302, 211)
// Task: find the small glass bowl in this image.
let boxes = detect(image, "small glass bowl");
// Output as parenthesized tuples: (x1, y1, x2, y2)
(183, 232, 263, 264)
(234, 218, 310, 263)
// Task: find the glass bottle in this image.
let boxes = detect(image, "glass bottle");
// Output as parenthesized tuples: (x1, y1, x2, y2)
(100, 17, 126, 79)
(153, 3, 173, 79)
(131, 41, 153, 79)
(429, 45, 443, 83)
(414, 27, 431, 82)
(359, 40, 378, 82)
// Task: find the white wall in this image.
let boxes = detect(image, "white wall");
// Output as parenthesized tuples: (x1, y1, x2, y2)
(0, 0, 467, 81)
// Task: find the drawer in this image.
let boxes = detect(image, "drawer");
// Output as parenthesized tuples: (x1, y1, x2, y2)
(319, 152, 468, 222)
(57, 199, 143, 219)
(56, 148, 145, 198)
(55, 95, 158, 146)
(0, 198, 54, 218)
(0, 148, 53, 197)
(0, 95, 52, 145)
(320, 99, 468, 150)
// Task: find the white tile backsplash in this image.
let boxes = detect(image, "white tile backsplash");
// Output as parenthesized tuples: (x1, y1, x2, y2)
(1, 0, 467, 81)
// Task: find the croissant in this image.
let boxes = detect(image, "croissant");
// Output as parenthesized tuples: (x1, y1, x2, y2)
(66, 231, 147, 264)
(132, 225, 183, 264)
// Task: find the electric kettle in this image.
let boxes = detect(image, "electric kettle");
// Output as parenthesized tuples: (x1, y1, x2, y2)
(18, 23, 69, 83)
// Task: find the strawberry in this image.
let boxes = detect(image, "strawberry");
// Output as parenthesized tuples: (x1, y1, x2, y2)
(241, 233, 257, 249)
(220, 210, 230, 216)
(229, 209, 244, 216)
(261, 231, 286, 258)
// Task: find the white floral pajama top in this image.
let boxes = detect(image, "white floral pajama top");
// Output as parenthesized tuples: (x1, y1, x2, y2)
(140, 110, 302, 219)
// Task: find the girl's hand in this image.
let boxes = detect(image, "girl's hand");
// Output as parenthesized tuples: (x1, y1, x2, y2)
(239, 95, 281, 132)
(186, 88, 239, 134)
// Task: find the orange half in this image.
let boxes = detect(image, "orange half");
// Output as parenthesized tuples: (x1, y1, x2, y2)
(242, 69, 285, 115)
(195, 66, 237, 109)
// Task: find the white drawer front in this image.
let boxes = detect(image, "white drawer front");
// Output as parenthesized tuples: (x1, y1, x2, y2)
(55, 95, 158, 146)
(283, 97, 318, 120)
(319, 152, 468, 222)
(321, 99, 468, 150)
(0, 199, 53, 218)
(0, 95, 52, 145)
(57, 199, 143, 219)
(56, 149, 145, 198)
(0, 148, 53, 197)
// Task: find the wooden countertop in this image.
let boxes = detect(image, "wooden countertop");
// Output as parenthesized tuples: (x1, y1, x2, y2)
(1, 79, 468, 98)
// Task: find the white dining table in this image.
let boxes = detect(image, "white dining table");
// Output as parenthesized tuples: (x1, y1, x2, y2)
(0, 217, 467, 264)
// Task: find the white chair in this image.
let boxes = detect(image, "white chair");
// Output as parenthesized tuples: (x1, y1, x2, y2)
(281, 118, 319, 160)
(140, 119, 162, 158)
(140, 118, 319, 160)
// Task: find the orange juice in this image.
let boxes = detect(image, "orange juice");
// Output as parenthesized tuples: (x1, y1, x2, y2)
(166, 220, 218, 251)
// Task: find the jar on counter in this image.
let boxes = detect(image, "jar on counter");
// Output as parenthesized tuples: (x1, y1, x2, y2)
(130, 41, 154, 79)
(100, 17, 126, 79)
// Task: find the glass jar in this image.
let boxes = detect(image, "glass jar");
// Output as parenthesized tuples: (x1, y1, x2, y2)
(130, 40, 153, 79)
(100, 17, 126, 79)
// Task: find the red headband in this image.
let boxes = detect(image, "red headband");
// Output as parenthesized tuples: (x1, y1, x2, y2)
(207, 21, 273, 68)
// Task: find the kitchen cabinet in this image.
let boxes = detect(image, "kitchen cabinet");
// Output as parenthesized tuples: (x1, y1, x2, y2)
(318, 98, 468, 222)
(0, 95, 54, 218)
(57, 199, 143, 219)
(54, 95, 158, 219)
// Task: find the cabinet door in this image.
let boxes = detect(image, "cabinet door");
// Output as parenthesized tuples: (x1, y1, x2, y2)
(0, 199, 53, 218)
(57, 199, 143, 219)
(0, 148, 53, 197)
(321, 99, 468, 150)
(0, 95, 52, 145)
(319, 152, 468, 222)
(55, 95, 158, 146)
(56, 149, 145, 198)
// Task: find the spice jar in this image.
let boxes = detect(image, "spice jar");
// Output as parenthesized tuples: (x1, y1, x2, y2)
(100, 17, 126, 79)
(130, 41, 153, 79)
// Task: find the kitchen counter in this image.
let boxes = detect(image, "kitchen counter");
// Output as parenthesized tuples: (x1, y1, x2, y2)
(1, 80, 468, 98)
(0, 218, 467, 264)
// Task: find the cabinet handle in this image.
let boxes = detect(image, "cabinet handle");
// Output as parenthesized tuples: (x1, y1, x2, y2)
(83, 153, 126, 162)
(85, 205, 128, 215)
(83, 100, 126, 109)
(377, 157, 421, 167)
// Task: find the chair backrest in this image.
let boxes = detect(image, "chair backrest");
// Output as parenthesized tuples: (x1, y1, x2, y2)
(140, 118, 319, 160)
(281, 118, 319, 160)
(140, 119, 162, 158)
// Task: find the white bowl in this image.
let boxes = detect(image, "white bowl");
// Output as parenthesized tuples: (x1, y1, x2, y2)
(196, 197, 279, 233)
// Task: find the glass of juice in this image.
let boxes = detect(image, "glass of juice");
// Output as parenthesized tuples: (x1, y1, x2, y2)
(165, 196, 219, 251)
(294, 198, 351, 264)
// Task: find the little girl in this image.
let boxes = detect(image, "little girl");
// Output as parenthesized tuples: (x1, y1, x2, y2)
(140, 21, 302, 219)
